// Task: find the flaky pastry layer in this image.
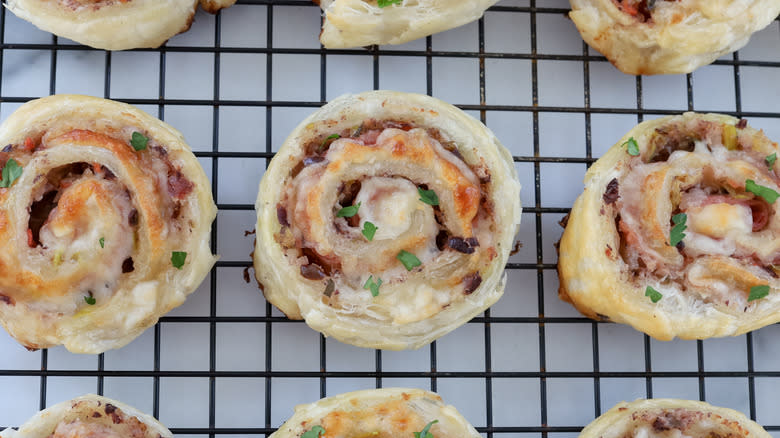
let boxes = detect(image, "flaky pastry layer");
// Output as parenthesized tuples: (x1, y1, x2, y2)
(569, 0, 780, 75)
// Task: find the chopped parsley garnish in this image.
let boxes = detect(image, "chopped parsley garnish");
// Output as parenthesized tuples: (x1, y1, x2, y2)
(130, 132, 148, 151)
(745, 179, 780, 204)
(301, 426, 325, 438)
(337, 202, 361, 218)
(767, 153, 777, 170)
(377, 0, 402, 7)
(362, 221, 378, 241)
(84, 295, 96, 305)
(645, 286, 662, 303)
(171, 251, 187, 269)
(622, 137, 640, 156)
(418, 187, 439, 206)
(363, 275, 383, 297)
(397, 250, 421, 271)
(413, 420, 439, 438)
(99, 237, 105, 248)
(0, 158, 23, 188)
(748, 285, 770, 302)
(319, 134, 340, 151)
(669, 213, 687, 247)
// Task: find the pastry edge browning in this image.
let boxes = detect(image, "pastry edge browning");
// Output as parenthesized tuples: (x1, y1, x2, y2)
(558, 112, 780, 341)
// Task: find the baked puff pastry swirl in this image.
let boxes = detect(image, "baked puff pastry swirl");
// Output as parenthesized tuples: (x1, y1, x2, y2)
(569, 0, 780, 75)
(0, 394, 172, 438)
(559, 113, 780, 340)
(6, 0, 237, 51)
(270, 388, 480, 438)
(580, 399, 770, 438)
(0, 95, 216, 354)
(317, 0, 499, 48)
(254, 90, 521, 350)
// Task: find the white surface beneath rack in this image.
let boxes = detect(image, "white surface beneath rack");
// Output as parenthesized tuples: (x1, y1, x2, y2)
(1, 1, 780, 437)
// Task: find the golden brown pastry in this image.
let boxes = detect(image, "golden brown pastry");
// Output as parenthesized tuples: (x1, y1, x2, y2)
(254, 90, 521, 350)
(6, 0, 237, 51)
(0, 394, 171, 438)
(317, 0, 499, 48)
(270, 388, 479, 438)
(559, 112, 780, 340)
(569, 0, 780, 75)
(580, 399, 770, 438)
(0, 94, 216, 354)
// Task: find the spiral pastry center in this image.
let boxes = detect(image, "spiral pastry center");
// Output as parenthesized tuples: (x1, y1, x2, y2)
(277, 124, 495, 321)
(0, 127, 194, 311)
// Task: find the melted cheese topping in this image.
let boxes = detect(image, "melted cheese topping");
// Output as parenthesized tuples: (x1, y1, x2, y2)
(355, 177, 434, 241)
(280, 125, 493, 323)
(0, 127, 194, 312)
(614, 117, 780, 308)
(621, 409, 748, 438)
(319, 399, 428, 438)
(687, 203, 752, 239)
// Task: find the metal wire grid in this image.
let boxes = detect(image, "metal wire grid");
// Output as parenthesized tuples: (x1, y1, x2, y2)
(0, 0, 779, 436)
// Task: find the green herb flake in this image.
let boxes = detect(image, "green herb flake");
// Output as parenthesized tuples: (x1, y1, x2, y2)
(622, 137, 640, 156)
(413, 420, 439, 438)
(99, 237, 105, 248)
(363, 275, 383, 297)
(377, 0, 402, 7)
(319, 134, 340, 152)
(748, 285, 770, 302)
(645, 286, 662, 303)
(130, 132, 148, 151)
(767, 153, 777, 170)
(418, 187, 439, 206)
(745, 179, 780, 203)
(84, 295, 96, 305)
(397, 250, 421, 271)
(669, 213, 687, 247)
(362, 221, 378, 241)
(171, 251, 187, 269)
(337, 202, 361, 218)
(0, 158, 23, 188)
(301, 426, 326, 438)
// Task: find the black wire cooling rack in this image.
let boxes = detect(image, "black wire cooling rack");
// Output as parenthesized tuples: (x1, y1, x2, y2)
(1, 0, 780, 436)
